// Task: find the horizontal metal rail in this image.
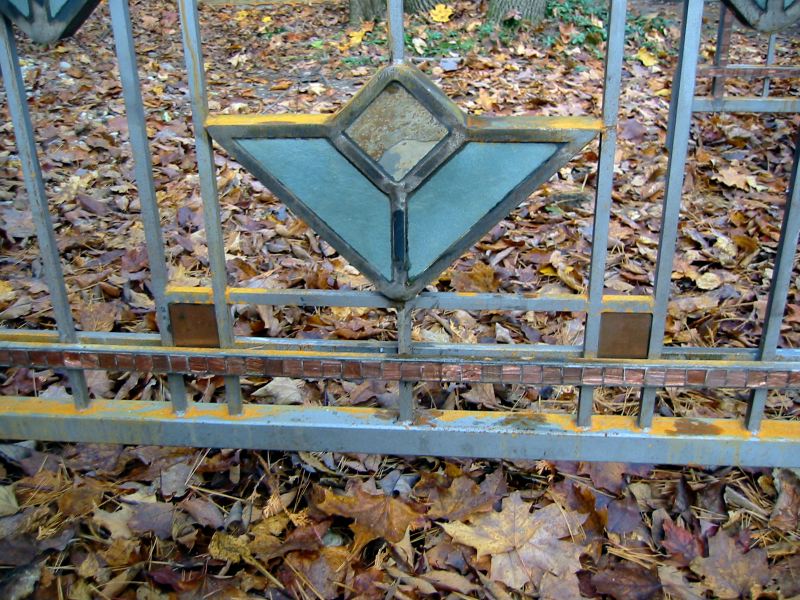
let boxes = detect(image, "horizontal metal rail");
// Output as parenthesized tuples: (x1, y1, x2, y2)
(0, 397, 797, 467)
(1, 339, 798, 389)
(693, 96, 800, 112)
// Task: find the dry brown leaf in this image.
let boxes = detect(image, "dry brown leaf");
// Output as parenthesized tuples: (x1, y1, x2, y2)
(690, 532, 769, 599)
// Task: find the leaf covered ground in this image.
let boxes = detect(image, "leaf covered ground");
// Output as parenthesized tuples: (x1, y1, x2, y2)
(0, 0, 799, 597)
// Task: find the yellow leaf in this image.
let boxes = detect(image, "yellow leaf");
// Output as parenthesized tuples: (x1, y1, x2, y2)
(234, 9, 250, 22)
(348, 28, 366, 47)
(429, 3, 453, 23)
(261, 15, 272, 24)
(635, 47, 658, 67)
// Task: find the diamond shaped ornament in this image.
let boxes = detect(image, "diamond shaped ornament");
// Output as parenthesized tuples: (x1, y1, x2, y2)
(723, 0, 800, 31)
(208, 64, 599, 301)
(0, 0, 100, 44)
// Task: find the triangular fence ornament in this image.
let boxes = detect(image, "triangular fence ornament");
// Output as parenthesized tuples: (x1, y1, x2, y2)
(723, 0, 800, 31)
(0, 0, 100, 44)
(208, 64, 599, 301)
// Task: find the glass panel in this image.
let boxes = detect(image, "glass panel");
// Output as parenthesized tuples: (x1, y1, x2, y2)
(346, 83, 448, 181)
(49, 0, 69, 16)
(9, 0, 29, 17)
(407, 142, 560, 278)
(237, 138, 393, 278)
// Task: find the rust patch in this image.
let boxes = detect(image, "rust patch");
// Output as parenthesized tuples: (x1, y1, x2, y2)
(665, 419, 724, 437)
(498, 412, 549, 429)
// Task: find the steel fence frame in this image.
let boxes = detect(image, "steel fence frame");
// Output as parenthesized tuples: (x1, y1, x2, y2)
(0, 0, 799, 466)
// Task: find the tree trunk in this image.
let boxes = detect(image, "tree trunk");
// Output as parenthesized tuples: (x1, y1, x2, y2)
(406, 0, 439, 13)
(349, 0, 385, 24)
(487, 0, 546, 24)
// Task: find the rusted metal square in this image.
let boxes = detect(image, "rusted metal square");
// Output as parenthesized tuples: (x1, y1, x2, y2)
(322, 361, 342, 378)
(0, 350, 11, 365)
(522, 365, 542, 384)
(623, 368, 645, 385)
(461, 364, 481, 382)
(116, 353, 135, 370)
(304, 360, 324, 378)
(361, 362, 383, 378)
(789, 370, 800, 386)
(441, 364, 462, 382)
(400, 362, 422, 380)
(207, 357, 227, 373)
(382, 362, 401, 379)
(168, 355, 189, 372)
(481, 364, 503, 382)
(500, 365, 521, 384)
(283, 360, 303, 377)
(725, 370, 747, 387)
(603, 368, 625, 385)
(169, 303, 220, 348)
(29, 351, 49, 366)
(151, 355, 170, 372)
(644, 368, 666, 386)
(10, 350, 29, 366)
(704, 370, 728, 387)
(582, 367, 603, 385)
(766, 371, 789, 388)
(420, 363, 442, 381)
(188, 356, 209, 373)
(263, 359, 284, 376)
(746, 370, 768, 388)
(542, 366, 562, 384)
(343, 361, 363, 379)
(597, 312, 652, 359)
(687, 369, 706, 385)
(665, 369, 687, 386)
(81, 353, 100, 369)
(98, 353, 117, 369)
(134, 355, 153, 372)
(227, 357, 246, 375)
(562, 367, 582, 385)
(63, 351, 81, 368)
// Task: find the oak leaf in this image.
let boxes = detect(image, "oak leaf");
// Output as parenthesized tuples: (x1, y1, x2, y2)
(443, 492, 585, 590)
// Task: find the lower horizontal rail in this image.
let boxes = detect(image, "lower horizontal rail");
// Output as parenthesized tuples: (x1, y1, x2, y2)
(1, 339, 799, 389)
(693, 96, 800, 113)
(0, 397, 796, 467)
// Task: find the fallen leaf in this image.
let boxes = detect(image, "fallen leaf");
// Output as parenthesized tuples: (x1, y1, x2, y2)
(769, 469, 800, 532)
(429, 3, 453, 23)
(690, 532, 769, 599)
(695, 272, 722, 291)
(635, 47, 658, 67)
(592, 561, 662, 599)
(0, 486, 19, 518)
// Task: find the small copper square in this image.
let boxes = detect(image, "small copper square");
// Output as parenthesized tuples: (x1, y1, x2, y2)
(44, 351, 64, 367)
(169, 355, 189, 371)
(322, 361, 342, 378)
(583, 367, 603, 385)
(746, 370, 768, 388)
(169, 303, 220, 348)
(135, 355, 153, 372)
(603, 368, 624, 385)
(151, 355, 170, 371)
(542, 366, 562, 384)
(705, 370, 728, 386)
(500, 365, 521, 384)
(665, 369, 686, 386)
(687, 369, 706, 385)
(29, 351, 49, 366)
(441, 364, 461, 382)
(400, 363, 421, 380)
(343, 362, 363, 379)
(63, 351, 81, 368)
(644, 368, 666, 386)
(207, 357, 226, 373)
(284, 360, 303, 377)
(563, 367, 582, 384)
(766, 371, 789, 388)
(624, 368, 645, 385)
(725, 370, 747, 387)
(227, 357, 246, 375)
(0, 350, 10, 365)
(10, 350, 29, 365)
(116, 353, 135, 370)
(98, 353, 117, 369)
(482, 365, 503, 382)
(522, 365, 542, 384)
(188, 356, 208, 373)
(421, 363, 442, 381)
(263, 359, 284, 376)
(598, 312, 652, 359)
(244, 357, 265, 374)
(789, 370, 800, 386)
(382, 362, 401, 379)
(81, 353, 100, 369)
(461, 364, 481, 382)
(304, 360, 323, 378)
(361, 362, 382, 378)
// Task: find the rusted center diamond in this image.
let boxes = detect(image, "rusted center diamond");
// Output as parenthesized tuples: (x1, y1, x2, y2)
(345, 83, 448, 180)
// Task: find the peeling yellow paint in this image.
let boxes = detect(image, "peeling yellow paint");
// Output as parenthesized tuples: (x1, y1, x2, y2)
(205, 114, 330, 127)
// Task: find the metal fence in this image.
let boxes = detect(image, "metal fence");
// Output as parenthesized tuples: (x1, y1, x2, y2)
(0, 0, 798, 466)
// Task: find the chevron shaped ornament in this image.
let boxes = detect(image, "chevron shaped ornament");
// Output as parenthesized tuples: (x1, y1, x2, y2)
(208, 64, 599, 301)
(723, 0, 800, 31)
(0, 0, 100, 44)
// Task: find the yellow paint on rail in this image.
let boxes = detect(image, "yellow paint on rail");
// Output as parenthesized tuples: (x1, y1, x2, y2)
(205, 114, 330, 127)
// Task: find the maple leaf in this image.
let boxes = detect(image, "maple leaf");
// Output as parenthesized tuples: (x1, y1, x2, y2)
(443, 492, 585, 590)
(426, 470, 505, 521)
(429, 4, 454, 23)
(316, 481, 426, 549)
(690, 532, 769, 599)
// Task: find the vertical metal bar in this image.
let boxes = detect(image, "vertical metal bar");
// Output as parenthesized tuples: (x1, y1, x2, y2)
(397, 303, 414, 422)
(640, 0, 705, 428)
(747, 129, 800, 432)
(762, 33, 777, 97)
(578, 0, 627, 428)
(712, 3, 733, 99)
(177, 0, 243, 414)
(387, 0, 404, 64)
(0, 16, 90, 409)
(109, 0, 187, 413)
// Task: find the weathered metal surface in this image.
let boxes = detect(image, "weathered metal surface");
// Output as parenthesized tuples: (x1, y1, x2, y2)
(169, 303, 221, 348)
(598, 313, 653, 359)
(0, 398, 798, 467)
(723, 0, 800, 31)
(0, 0, 99, 43)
